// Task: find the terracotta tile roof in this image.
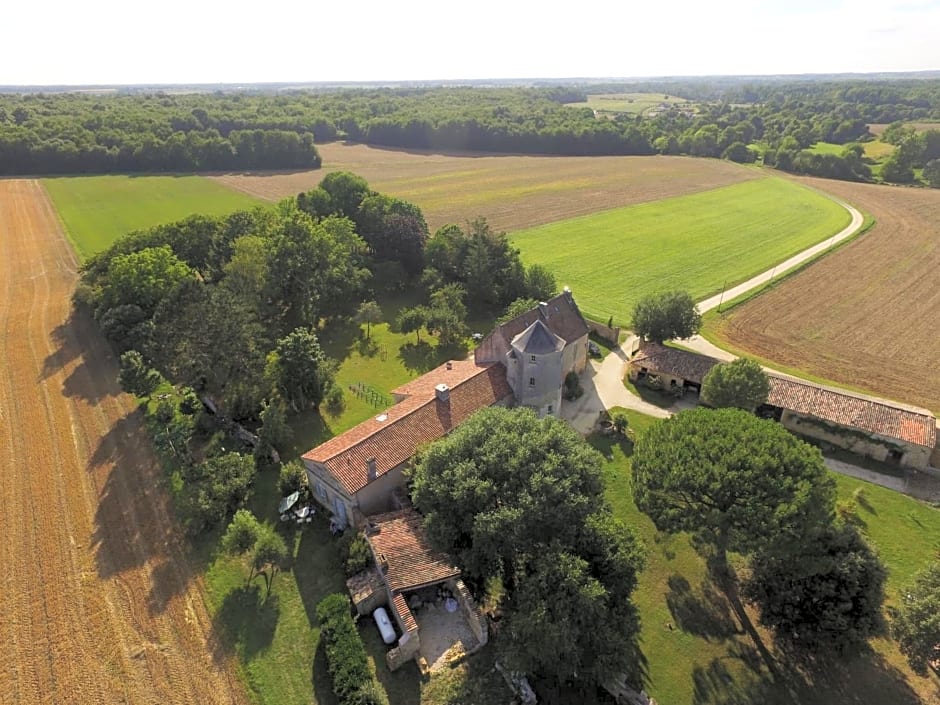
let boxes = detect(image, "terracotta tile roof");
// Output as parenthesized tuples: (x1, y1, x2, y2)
(767, 376, 937, 448)
(303, 361, 511, 495)
(391, 592, 417, 633)
(491, 291, 590, 346)
(631, 343, 721, 385)
(368, 509, 461, 592)
(391, 358, 491, 398)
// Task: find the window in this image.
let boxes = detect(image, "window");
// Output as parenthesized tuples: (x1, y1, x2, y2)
(529, 377, 536, 387)
(530, 355, 537, 363)
(547, 405, 553, 414)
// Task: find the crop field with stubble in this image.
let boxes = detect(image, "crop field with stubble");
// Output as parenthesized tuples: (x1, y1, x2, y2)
(509, 176, 851, 324)
(210, 142, 762, 233)
(705, 175, 940, 412)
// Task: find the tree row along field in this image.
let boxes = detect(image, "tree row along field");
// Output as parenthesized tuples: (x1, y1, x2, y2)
(509, 176, 850, 324)
(0, 180, 248, 704)
(706, 175, 940, 413)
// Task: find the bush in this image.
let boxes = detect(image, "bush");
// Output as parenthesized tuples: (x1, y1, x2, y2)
(563, 371, 583, 400)
(278, 460, 308, 497)
(326, 385, 346, 417)
(338, 531, 373, 577)
(316, 594, 386, 705)
(611, 411, 629, 435)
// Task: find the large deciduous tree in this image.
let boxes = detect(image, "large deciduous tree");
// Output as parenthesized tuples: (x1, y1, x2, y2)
(701, 357, 771, 411)
(264, 212, 369, 333)
(410, 407, 644, 691)
(118, 350, 162, 399)
(101, 245, 193, 316)
(632, 408, 835, 575)
(265, 328, 335, 411)
(893, 561, 940, 674)
(631, 290, 701, 343)
(743, 521, 886, 651)
(318, 171, 371, 220)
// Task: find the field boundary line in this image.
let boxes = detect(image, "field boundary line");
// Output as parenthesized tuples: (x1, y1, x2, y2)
(697, 191, 865, 314)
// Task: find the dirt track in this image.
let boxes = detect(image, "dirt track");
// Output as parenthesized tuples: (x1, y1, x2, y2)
(0, 181, 248, 704)
(712, 177, 940, 413)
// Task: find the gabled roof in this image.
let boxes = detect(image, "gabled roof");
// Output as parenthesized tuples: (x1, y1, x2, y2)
(631, 342, 721, 385)
(492, 291, 590, 346)
(303, 360, 512, 496)
(367, 509, 461, 593)
(767, 376, 937, 448)
(512, 319, 565, 355)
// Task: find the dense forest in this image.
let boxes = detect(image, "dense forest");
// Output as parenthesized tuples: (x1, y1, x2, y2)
(3, 79, 940, 183)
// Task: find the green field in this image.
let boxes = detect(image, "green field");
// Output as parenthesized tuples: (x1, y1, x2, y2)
(565, 92, 695, 116)
(600, 409, 940, 705)
(510, 176, 851, 323)
(43, 175, 261, 259)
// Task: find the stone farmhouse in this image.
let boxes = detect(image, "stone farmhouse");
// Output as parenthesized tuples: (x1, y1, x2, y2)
(301, 291, 590, 671)
(301, 290, 590, 531)
(629, 342, 939, 470)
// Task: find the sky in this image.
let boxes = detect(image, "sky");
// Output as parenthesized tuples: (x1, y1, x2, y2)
(3, 0, 939, 85)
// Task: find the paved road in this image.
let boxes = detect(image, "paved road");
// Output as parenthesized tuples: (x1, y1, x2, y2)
(576, 193, 940, 500)
(697, 193, 864, 313)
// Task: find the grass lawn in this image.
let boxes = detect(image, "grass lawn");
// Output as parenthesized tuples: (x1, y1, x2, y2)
(596, 409, 940, 705)
(564, 92, 696, 116)
(43, 174, 261, 259)
(806, 141, 846, 156)
(285, 292, 482, 457)
(510, 176, 850, 324)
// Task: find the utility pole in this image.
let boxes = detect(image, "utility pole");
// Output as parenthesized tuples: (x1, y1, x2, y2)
(717, 279, 728, 313)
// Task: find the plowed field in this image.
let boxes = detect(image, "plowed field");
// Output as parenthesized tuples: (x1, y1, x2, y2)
(0, 180, 248, 704)
(211, 142, 760, 232)
(710, 176, 940, 413)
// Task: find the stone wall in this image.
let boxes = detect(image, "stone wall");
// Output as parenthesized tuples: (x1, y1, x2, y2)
(781, 410, 929, 470)
(346, 569, 386, 616)
(585, 318, 622, 346)
(386, 629, 421, 672)
(448, 578, 488, 648)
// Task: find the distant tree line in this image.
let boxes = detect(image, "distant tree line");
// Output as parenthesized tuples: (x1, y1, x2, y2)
(3, 80, 940, 181)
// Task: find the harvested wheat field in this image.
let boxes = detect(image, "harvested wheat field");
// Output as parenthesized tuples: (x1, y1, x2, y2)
(211, 142, 761, 232)
(709, 176, 940, 413)
(0, 180, 248, 705)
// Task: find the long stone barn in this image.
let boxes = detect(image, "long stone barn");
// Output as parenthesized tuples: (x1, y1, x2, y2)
(629, 343, 938, 470)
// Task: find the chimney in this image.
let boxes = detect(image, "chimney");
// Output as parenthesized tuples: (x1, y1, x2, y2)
(446, 361, 453, 370)
(435, 383, 450, 402)
(366, 456, 377, 481)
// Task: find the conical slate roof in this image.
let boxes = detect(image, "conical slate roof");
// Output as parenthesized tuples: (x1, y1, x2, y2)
(511, 319, 565, 355)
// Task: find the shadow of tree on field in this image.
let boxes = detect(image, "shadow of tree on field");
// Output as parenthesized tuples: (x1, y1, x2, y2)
(41, 307, 121, 404)
(312, 638, 341, 705)
(666, 575, 741, 642)
(39, 319, 82, 380)
(319, 316, 362, 364)
(211, 584, 279, 663)
(89, 411, 198, 619)
(398, 341, 437, 372)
